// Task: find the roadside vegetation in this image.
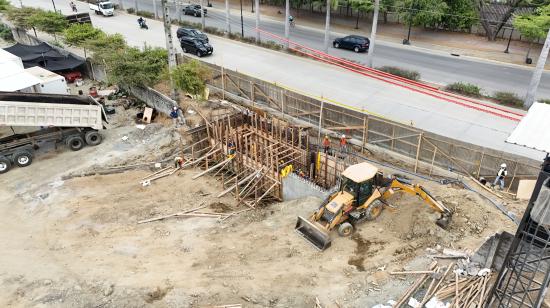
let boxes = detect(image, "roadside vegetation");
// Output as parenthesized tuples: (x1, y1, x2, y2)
(376, 66, 421, 81)
(445, 82, 482, 97)
(171, 60, 213, 99)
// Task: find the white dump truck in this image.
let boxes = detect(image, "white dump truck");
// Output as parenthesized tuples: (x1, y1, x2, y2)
(0, 92, 107, 174)
(89, 0, 114, 16)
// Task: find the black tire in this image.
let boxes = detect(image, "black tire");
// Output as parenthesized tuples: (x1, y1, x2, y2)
(194, 12, 199, 17)
(85, 131, 102, 146)
(338, 222, 354, 237)
(333, 42, 340, 48)
(354, 46, 360, 53)
(66, 136, 85, 151)
(196, 50, 202, 57)
(0, 156, 11, 174)
(13, 151, 33, 167)
(182, 47, 187, 53)
(365, 200, 384, 221)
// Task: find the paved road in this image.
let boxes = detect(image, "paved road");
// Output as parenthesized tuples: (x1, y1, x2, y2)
(12, 0, 545, 160)
(115, 0, 550, 100)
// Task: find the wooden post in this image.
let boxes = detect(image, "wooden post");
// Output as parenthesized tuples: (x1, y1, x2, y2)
(506, 162, 518, 192)
(221, 64, 225, 100)
(317, 99, 325, 147)
(477, 151, 485, 177)
(390, 125, 395, 150)
(414, 133, 423, 173)
(361, 115, 368, 154)
(250, 81, 255, 105)
(282, 91, 286, 120)
(429, 146, 437, 176)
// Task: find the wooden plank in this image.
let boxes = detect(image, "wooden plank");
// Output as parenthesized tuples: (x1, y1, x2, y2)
(217, 170, 260, 197)
(192, 157, 232, 179)
(516, 179, 536, 200)
(137, 203, 208, 224)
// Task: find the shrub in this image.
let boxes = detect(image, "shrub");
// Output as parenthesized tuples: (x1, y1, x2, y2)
(445, 82, 482, 97)
(538, 99, 550, 104)
(137, 10, 154, 18)
(493, 91, 523, 107)
(0, 22, 14, 41)
(376, 66, 420, 81)
(126, 7, 135, 14)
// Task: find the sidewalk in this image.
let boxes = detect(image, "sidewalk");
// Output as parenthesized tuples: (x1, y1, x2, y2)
(209, 0, 548, 69)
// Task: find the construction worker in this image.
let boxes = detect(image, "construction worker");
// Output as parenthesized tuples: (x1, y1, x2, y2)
(322, 135, 331, 154)
(170, 106, 179, 127)
(340, 134, 348, 154)
(227, 140, 236, 158)
(174, 156, 184, 168)
(493, 163, 508, 190)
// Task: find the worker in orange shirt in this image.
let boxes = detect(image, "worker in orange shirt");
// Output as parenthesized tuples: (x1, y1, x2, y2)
(322, 135, 331, 154)
(340, 134, 348, 154)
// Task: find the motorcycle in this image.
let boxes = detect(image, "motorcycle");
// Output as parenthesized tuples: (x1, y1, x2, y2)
(138, 19, 148, 30)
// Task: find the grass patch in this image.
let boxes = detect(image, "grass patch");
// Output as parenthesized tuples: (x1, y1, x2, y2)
(538, 99, 550, 104)
(492, 91, 523, 107)
(445, 82, 482, 97)
(126, 8, 135, 14)
(0, 23, 14, 41)
(376, 66, 420, 81)
(137, 11, 154, 18)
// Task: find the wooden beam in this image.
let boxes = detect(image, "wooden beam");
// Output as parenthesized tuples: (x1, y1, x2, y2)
(192, 157, 233, 179)
(217, 170, 260, 197)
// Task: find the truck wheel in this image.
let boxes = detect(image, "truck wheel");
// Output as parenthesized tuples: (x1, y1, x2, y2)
(338, 222, 354, 237)
(85, 131, 102, 146)
(13, 151, 33, 167)
(67, 136, 85, 151)
(0, 156, 11, 174)
(365, 200, 384, 221)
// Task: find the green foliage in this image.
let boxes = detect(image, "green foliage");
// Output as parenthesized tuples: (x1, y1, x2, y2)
(376, 66, 421, 81)
(85, 33, 126, 63)
(0, 22, 14, 41)
(137, 10, 154, 18)
(513, 4, 550, 41)
(5, 7, 42, 29)
(126, 7, 135, 14)
(28, 10, 68, 34)
(64, 23, 103, 46)
(349, 0, 373, 13)
(441, 0, 476, 30)
(106, 47, 168, 87)
(397, 0, 448, 27)
(445, 82, 482, 97)
(0, 0, 10, 11)
(492, 91, 524, 107)
(539, 98, 550, 104)
(171, 60, 212, 98)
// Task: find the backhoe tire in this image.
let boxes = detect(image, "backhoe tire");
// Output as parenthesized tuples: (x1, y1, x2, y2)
(365, 200, 384, 221)
(67, 136, 85, 151)
(338, 222, 354, 237)
(85, 131, 102, 146)
(13, 150, 33, 167)
(0, 156, 11, 174)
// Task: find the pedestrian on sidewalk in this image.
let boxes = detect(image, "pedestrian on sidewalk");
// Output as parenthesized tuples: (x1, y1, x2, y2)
(70, 1, 77, 12)
(170, 106, 179, 127)
(322, 135, 331, 154)
(493, 163, 508, 190)
(340, 134, 348, 154)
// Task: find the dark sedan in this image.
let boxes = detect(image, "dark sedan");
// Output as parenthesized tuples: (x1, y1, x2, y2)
(333, 35, 370, 53)
(180, 38, 213, 57)
(176, 27, 209, 43)
(183, 4, 207, 17)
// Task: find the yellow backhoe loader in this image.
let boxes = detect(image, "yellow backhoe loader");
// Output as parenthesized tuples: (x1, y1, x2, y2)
(295, 162, 453, 250)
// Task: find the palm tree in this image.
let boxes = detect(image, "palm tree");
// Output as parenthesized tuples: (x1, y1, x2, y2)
(322, 0, 339, 53)
(349, 0, 373, 29)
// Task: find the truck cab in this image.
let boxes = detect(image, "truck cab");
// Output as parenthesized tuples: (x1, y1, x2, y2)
(90, 1, 114, 16)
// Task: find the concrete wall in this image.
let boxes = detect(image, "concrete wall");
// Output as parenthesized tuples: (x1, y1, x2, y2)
(282, 173, 333, 201)
(125, 85, 179, 116)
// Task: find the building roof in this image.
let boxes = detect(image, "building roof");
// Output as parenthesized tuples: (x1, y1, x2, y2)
(0, 61, 42, 92)
(0, 49, 23, 68)
(506, 102, 550, 154)
(341, 162, 379, 183)
(25, 66, 65, 83)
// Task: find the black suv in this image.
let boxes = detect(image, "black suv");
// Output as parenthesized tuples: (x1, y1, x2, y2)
(333, 35, 370, 53)
(183, 4, 207, 17)
(176, 27, 209, 43)
(180, 38, 213, 57)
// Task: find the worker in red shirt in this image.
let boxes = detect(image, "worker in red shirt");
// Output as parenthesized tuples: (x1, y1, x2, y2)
(340, 134, 348, 154)
(322, 135, 331, 154)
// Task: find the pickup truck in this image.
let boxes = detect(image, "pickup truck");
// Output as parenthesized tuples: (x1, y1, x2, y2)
(89, 1, 114, 16)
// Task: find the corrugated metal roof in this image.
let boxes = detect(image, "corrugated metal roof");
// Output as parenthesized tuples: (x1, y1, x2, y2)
(506, 102, 550, 153)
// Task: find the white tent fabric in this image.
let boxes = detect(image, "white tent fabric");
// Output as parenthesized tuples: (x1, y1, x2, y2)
(506, 102, 550, 154)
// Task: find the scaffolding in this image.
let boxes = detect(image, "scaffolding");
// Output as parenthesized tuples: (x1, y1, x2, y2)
(488, 156, 550, 307)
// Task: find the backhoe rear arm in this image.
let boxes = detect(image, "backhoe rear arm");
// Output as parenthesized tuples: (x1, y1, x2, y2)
(381, 179, 452, 215)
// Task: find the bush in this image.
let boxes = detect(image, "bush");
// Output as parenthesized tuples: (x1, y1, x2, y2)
(0, 22, 14, 41)
(493, 91, 523, 107)
(137, 10, 154, 18)
(538, 99, 550, 104)
(376, 66, 420, 81)
(126, 7, 135, 14)
(445, 82, 482, 97)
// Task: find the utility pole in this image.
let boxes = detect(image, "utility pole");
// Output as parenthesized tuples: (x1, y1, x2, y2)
(51, 0, 57, 12)
(225, 0, 231, 34)
(524, 28, 550, 108)
(284, 0, 290, 48)
(323, 0, 331, 53)
(255, 0, 260, 42)
(134, 0, 138, 12)
(200, 0, 205, 30)
(240, 0, 244, 37)
(160, 0, 179, 102)
(367, 0, 379, 68)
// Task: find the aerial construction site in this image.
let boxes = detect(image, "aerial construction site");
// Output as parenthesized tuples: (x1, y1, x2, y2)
(3, 70, 546, 307)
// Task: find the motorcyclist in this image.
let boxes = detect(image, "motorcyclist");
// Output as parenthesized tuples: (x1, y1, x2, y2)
(137, 17, 145, 27)
(288, 15, 294, 25)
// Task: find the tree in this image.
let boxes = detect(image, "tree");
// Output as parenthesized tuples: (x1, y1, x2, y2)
(64, 23, 104, 46)
(476, 0, 530, 41)
(380, 0, 395, 23)
(397, 0, 447, 28)
(28, 10, 68, 36)
(171, 60, 212, 98)
(350, 0, 373, 29)
(513, 4, 550, 59)
(106, 47, 168, 87)
(85, 33, 127, 63)
(5, 7, 42, 30)
(0, 0, 10, 11)
(442, 0, 476, 30)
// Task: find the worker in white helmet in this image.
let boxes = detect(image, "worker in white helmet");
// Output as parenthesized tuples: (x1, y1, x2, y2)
(493, 163, 508, 190)
(339, 134, 348, 154)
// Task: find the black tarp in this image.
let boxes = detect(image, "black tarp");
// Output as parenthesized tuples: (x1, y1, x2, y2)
(4, 43, 85, 72)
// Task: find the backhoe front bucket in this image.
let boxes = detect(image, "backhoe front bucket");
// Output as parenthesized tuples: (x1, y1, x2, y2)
(436, 213, 452, 230)
(295, 216, 332, 251)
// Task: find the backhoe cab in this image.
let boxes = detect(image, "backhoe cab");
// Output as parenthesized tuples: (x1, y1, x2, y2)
(295, 162, 452, 251)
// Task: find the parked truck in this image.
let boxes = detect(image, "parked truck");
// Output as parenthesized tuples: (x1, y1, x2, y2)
(0, 92, 107, 174)
(89, 0, 114, 16)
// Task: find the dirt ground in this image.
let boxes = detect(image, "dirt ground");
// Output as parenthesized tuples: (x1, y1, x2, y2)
(0, 91, 521, 307)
